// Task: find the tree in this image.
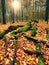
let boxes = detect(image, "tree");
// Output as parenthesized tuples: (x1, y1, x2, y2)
(22, 0, 32, 21)
(1, 0, 6, 24)
(45, 0, 49, 23)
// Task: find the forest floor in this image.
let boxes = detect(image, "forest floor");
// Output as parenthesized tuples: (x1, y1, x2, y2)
(0, 21, 49, 65)
(0, 22, 27, 32)
(0, 21, 49, 40)
(0, 21, 49, 32)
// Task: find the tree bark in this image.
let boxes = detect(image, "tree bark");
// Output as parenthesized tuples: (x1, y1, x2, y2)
(1, 0, 6, 24)
(45, 0, 49, 23)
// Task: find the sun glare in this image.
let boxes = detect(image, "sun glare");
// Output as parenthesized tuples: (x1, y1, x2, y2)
(12, 0, 21, 11)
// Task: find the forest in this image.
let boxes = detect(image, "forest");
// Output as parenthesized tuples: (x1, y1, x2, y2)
(0, 0, 49, 23)
(0, 0, 49, 65)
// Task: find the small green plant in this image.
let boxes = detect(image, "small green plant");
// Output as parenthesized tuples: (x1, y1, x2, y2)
(38, 62, 44, 65)
(46, 34, 49, 39)
(10, 30, 18, 37)
(38, 55, 44, 60)
(14, 61, 19, 65)
(27, 22, 31, 26)
(35, 44, 41, 51)
(31, 26, 37, 36)
(14, 40, 18, 47)
(46, 29, 49, 39)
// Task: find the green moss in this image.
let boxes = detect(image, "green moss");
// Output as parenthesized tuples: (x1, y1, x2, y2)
(18, 26, 31, 33)
(0, 32, 5, 38)
(40, 40, 46, 44)
(28, 35, 33, 38)
(19, 28, 27, 32)
(38, 62, 44, 65)
(31, 26, 37, 36)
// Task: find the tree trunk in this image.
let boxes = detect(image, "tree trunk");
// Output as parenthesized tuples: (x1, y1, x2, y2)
(12, 10, 15, 23)
(45, 0, 49, 23)
(1, 0, 6, 24)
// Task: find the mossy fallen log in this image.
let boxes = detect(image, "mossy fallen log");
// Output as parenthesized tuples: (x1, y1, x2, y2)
(5, 25, 24, 34)
(24, 49, 42, 56)
(40, 40, 46, 44)
(9, 22, 32, 38)
(24, 35, 40, 43)
(23, 35, 47, 44)
(0, 25, 24, 39)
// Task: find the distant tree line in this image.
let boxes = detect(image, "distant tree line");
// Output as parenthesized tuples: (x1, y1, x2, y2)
(0, 0, 49, 24)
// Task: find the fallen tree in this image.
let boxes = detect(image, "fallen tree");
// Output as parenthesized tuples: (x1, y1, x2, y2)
(0, 25, 24, 39)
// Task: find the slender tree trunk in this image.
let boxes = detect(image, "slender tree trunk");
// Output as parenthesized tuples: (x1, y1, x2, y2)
(21, 0, 23, 22)
(26, 1, 28, 21)
(1, 0, 6, 24)
(45, 0, 49, 23)
(12, 10, 15, 23)
(21, 8, 23, 22)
